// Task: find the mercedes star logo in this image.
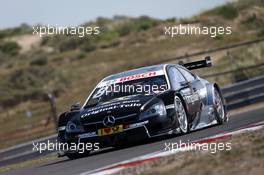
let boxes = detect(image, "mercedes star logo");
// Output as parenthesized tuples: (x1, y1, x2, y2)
(103, 116, 116, 127)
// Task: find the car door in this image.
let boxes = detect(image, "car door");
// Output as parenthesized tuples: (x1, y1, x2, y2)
(176, 66, 203, 115)
(167, 66, 198, 116)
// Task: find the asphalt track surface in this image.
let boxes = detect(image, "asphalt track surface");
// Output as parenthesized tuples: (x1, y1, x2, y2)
(3, 107, 264, 175)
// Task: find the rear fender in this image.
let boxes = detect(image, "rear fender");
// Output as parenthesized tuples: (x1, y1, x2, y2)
(205, 83, 227, 115)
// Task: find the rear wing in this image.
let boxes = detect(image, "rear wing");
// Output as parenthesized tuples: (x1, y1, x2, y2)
(179, 56, 212, 70)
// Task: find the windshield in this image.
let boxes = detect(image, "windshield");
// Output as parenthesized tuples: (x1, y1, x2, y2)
(85, 75, 168, 106)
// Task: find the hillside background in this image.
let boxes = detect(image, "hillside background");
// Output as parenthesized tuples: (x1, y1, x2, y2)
(0, 0, 263, 148)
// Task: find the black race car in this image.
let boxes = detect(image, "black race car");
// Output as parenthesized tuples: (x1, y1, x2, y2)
(57, 57, 228, 159)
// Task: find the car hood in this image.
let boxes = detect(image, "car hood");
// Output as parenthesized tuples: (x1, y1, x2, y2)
(79, 95, 154, 124)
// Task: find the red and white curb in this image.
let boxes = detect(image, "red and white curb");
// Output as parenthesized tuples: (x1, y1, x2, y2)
(79, 121, 264, 175)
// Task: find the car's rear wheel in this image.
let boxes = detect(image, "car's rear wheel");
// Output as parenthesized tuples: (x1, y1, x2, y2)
(214, 89, 226, 124)
(174, 96, 189, 134)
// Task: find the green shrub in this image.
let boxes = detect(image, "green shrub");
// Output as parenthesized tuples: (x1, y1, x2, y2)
(81, 42, 97, 52)
(98, 29, 119, 42)
(39, 16, 159, 53)
(165, 18, 177, 23)
(203, 3, 238, 19)
(58, 37, 81, 52)
(117, 23, 133, 36)
(0, 65, 68, 105)
(236, 0, 264, 11)
(0, 23, 31, 39)
(30, 55, 48, 66)
(76, 52, 86, 59)
(241, 13, 264, 29)
(0, 41, 21, 56)
(257, 29, 264, 37)
(135, 16, 158, 31)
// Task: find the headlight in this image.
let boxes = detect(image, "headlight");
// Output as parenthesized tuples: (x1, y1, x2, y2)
(150, 101, 167, 116)
(66, 121, 84, 133)
(140, 101, 167, 120)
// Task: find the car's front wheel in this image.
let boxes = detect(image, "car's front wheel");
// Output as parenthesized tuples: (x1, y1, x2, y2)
(174, 96, 189, 134)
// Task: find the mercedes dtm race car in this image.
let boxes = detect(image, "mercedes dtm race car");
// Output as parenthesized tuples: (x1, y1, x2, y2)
(57, 57, 228, 159)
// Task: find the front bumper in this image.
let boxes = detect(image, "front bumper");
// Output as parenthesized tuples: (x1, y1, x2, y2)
(58, 120, 151, 156)
(79, 120, 150, 139)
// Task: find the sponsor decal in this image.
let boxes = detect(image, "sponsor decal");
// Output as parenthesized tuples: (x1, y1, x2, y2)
(118, 71, 160, 82)
(98, 70, 164, 87)
(185, 93, 199, 104)
(81, 101, 141, 118)
(98, 125, 123, 136)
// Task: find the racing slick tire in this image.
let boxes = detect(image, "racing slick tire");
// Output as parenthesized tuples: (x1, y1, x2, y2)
(213, 89, 226, 124)
(174, 96, 189, 134)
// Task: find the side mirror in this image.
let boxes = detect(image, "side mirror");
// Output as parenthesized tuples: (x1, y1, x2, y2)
(70, 102, 81, 111)
(204, 56, 212, 67)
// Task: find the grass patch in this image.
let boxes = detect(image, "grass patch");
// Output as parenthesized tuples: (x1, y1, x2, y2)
(117, 129, 264, 175)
